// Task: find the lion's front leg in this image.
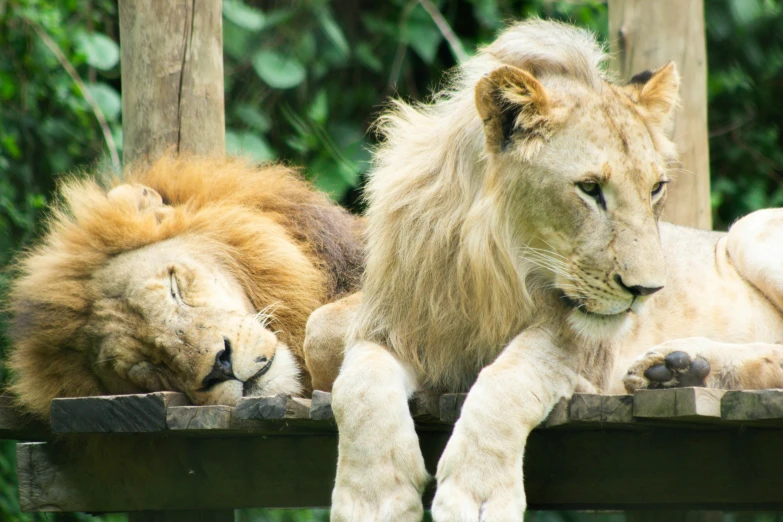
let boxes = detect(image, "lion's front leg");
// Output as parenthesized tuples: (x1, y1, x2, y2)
(431, 329, 579, 522)
(623, 338, 783, 392)
(331, 341, 428, 522)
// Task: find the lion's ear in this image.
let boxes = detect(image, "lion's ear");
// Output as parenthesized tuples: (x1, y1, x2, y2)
(624, 62, 679, 128)
(475, 65, 551, 153)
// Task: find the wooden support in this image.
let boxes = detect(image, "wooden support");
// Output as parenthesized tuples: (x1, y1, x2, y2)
(608, 0, 711, 229)
(119, 0, 225, 165)
(546, 394, 634, 428)
(235, 395, 311, 421)
(50, 392, 189, 433)
(309, 390, 333, 421)
(633, 388, 724, 421)
(17, 425, 783, 512)
(721, 389, 783, 423)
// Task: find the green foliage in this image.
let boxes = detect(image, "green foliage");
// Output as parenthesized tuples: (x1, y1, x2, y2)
(706, 0, 783, 229)
(0, 0, 782, 520)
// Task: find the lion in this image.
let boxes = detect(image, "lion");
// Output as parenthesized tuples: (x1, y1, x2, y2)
(317, 20, 783, 521)
(6, 154, 363, 421)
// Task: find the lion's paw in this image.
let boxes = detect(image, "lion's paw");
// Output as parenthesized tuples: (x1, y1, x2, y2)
(431, 477, 525, 522)
(331, 480, 423, 522)
(432, 431, 525, 522)
(624, 345, 711, 392)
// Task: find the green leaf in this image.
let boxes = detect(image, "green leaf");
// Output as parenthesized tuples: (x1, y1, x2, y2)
(405, 6, 442, 64)
(226, 130, 276, 162)
(234, 104, 272, 133)
(75, 31, 120, 70)
(222, 0, 266, 31)
(318, 9, 349, 58)
(86, 82, 121, 121)
(252, 49, 306, 89)
(355, 42, 382, 72)
(307, 90, 329, 124)
(223, 22, 253, 60)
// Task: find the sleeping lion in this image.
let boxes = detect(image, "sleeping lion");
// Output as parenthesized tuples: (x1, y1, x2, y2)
(7, 155, 363, 420)
(319, 20, 783, 521)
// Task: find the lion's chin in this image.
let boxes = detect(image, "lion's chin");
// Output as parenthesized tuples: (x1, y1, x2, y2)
(241, 344, 303, 398)
(566, 307, 633, 342)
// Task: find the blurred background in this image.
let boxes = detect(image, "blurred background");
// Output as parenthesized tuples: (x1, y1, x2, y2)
(1, 0, 782, 520)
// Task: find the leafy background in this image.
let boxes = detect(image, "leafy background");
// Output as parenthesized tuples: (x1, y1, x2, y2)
(1, 0, 782, 520)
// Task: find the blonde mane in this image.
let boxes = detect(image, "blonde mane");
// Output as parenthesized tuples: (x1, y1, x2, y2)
(352, 20, 610, 390)
(7, 155, 363, 417)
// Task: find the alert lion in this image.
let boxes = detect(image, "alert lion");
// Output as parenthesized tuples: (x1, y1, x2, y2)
(324, 20, 783, 521)
(7, 154, 363, 420)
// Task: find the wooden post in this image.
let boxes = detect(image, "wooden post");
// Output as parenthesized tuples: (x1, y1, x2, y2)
(119, 0, 225, 165)
(608, 0, 711, 230)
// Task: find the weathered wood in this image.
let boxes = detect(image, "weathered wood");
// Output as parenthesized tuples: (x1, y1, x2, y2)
(721, 389, 783, 422)
(633, 388, 724, 421)
(50, 392, 189, 433)
(608, 0, 711, 229)
(438, 393, 466, 423)
(167, 405, 233, 431)
(0, 396, 50, 440)
(309, 390, 333, 421)
(546, 394, 635, 428)
(18, 425, 783, 511)
(129, 510, 234, 522)
(119, 0, 225, 165)
(235, 395, 311, 420)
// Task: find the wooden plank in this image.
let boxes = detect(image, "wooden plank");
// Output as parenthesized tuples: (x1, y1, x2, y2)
(235, 395, 310, 421)
(438, 393, 466, 423)
(546, 394, 635, 428)
(129, 510, 234, 522)
(17, 425, 783, 511)
(167, 406, 233, 431)
(634, 388, 724, 421)
(608, 0, 711, 230)
(310, 391, 333, 421)
(119, 0, 225, 165)
(721, 389, 783, 422)
(50, 392, 189, 433)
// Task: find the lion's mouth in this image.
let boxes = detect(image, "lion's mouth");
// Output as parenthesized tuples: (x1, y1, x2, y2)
(242, 353, 275, 395)
(559, 291, 632, 317)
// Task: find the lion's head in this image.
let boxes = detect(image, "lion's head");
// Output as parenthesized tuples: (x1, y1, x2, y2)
(354, 20, 679, 388)
(7, 155, 363, 419)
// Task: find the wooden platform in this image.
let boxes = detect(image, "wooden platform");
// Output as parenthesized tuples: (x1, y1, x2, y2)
(5, 388, 783, 514)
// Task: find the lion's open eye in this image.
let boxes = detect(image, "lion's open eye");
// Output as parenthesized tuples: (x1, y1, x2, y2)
(576, 181, 605, 208)
(651, 181, 668, 199)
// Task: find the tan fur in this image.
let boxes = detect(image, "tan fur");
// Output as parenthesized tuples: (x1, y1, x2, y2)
(327, 20, 783, 521)
(350, 19, 674, 392)
(7, 154, 363, 420)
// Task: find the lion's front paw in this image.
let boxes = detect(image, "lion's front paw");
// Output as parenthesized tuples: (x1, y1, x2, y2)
(431, 476, 525, 522)
(331, 479, 423, 522)
(431, 433, 525, 522)
(624, 345, 711, 392)
(331, 441, 428, 522)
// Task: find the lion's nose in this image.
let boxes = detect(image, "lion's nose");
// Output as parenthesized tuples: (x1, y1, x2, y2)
(615, 275, 663, 297)
(200, 337, 235, 389)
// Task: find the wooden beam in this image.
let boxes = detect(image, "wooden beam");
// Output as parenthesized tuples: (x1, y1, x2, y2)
(633, 388, 724, 422)
(119, 0, 225, 165)
(608, 0, 711, 229)
(721, 389, 783, 423)
(17, 426, 783, 512)
(50, 392, 189, 433)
